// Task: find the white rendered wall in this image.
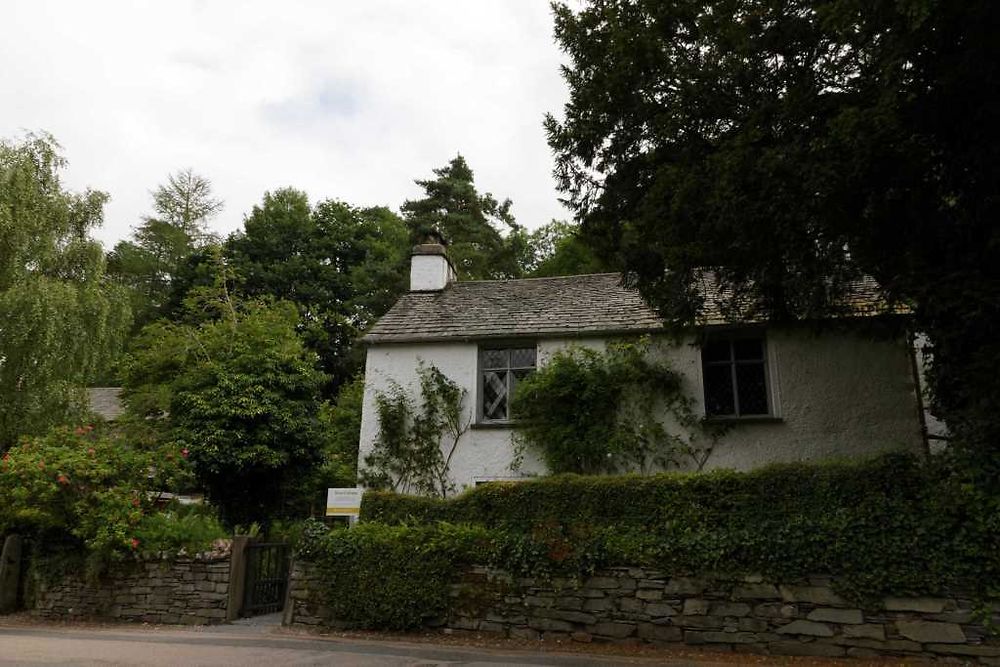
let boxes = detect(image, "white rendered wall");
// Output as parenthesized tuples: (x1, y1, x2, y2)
(358, 329, 924, 493)
(358, 343, 549, 494)
(409, 254, 455, 291)
(662, 330, 923, 470)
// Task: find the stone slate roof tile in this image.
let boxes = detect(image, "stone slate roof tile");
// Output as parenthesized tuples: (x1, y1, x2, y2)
(365, 273, 660, 343)
(363, 272, 898, 344)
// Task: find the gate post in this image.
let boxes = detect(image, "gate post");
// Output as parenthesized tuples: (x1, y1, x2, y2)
(281, 557, 295, 626)
(0, 535, 23, 614)
(226, 536, 252, 621)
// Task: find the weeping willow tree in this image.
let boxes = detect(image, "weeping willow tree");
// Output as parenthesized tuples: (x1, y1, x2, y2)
(0, 133, 131, 448)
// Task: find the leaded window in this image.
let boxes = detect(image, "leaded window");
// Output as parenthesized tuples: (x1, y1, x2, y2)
(479, 346, 536, 422)
(702, 337, 770, 417)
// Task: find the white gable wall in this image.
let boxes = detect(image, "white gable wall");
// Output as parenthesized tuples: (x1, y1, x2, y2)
(358, 329, 924, 493)
(359, 342, 549, 491)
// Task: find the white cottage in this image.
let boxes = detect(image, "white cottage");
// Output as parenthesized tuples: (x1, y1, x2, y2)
(358, 240, 925, 491)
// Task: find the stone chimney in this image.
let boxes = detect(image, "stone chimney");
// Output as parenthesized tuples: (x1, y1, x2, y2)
(409, 231, 456, 292)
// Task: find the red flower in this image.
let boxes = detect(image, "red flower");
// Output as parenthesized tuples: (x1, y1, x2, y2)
(56, 474, 69, 485)
(74, 427, 85, 436)
(180, 448, 189, 459)
(131, 497, 141, 507)
(84, 424, 94, 432)
(87, 448, 96, 457)
(130, 538, 140, 550)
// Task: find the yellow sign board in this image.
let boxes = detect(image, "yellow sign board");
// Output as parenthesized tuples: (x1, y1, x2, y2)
(326, 488, 363, 518)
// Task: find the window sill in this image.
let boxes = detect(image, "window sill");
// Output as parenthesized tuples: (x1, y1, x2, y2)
(471, 421, 519, 430)
(705, 415, 784, 425)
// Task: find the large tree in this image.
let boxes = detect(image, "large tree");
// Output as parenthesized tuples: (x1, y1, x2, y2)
(0, 133, 131, 448)
(120, 273, 327, 525)
(402, 155, 526, 280)
(525, 220, 609, 278)
(150, 169, 223, 242)
(546, 0, 1000, 463)
(226, 189, 410, 392)
(107, 169, 222, 329)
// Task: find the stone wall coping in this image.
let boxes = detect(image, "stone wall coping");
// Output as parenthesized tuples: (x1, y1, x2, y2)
(131, 539, 232, 563)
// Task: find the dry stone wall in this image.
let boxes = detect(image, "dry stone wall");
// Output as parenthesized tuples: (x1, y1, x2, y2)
(31, 546, 232, 625)
(286, 562, 1000, 663)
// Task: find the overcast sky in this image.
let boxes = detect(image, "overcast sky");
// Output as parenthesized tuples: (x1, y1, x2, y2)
(2, 1, 570, 248)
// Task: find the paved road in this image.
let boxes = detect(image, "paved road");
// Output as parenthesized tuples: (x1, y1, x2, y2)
(0, 624, 711, 667)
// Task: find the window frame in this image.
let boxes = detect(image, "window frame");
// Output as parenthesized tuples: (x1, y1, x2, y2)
(701, 333, 776, 420)
(476, 342, 537, 425)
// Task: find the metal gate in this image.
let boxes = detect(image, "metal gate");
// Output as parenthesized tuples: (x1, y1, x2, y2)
(242, 542, 290, 616)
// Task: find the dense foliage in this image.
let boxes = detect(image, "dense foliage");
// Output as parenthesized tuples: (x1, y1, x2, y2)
(402, 155, 528, 280)
(133, 505, 228, 556)
(107, 169, 222, 331)
(546, 0, 1000, 463)
(512, 339, 714, 474)
(227, 190, 410, 393)
(0, 134, 131, 448)
(120, 278, 328, 525)
(349, 455, 1000, 613)
(315, 375, 366, 489)
(0, 426, 191, 561)
(526, 220, 609, 278)
(109, 219, 200, 331)
(359, 364, 468, 498)
(300, 521, 491, 629)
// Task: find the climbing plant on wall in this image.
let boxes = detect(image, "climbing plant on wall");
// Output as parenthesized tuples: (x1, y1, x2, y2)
(512, 338, 719, 475)
(360, 363, 469, 498)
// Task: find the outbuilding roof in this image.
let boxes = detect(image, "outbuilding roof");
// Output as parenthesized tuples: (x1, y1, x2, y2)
(87, 387, 124, 421)
(363, 272, 896, 344)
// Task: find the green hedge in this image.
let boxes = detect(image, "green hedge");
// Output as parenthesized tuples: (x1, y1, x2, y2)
(301, 522, 492, 630)
(361, 454, 939, 533)
(355, 454, 1000, 603)
(300, 455, 999, 629)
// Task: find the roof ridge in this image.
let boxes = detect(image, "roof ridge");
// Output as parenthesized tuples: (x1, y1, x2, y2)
(444, 272, 622, 286)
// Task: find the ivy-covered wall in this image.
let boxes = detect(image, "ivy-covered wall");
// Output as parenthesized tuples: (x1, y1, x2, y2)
(360, 341, 548, 489)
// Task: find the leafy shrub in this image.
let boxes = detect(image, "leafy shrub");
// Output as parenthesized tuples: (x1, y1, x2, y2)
(134, 505, 228, 555)
(121, 294, 329, 526)
(511, 338, 717, 473)
(318, 376, 366, 488)
(0, 426, 192, 561)
(359, 453, 1000, 603)
(307, 522, 491, 629)
(294, 517, 333, 559)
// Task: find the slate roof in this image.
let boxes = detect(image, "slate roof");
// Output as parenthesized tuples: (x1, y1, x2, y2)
(364, 273, 660, 343)
(87, 387, 124, 421)
(363, 272, 899, 344)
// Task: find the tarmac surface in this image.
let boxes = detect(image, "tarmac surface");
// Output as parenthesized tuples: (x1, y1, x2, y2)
(0, 616, 711, 667)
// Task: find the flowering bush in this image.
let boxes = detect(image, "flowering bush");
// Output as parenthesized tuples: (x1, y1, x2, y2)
(0, 425, 194, 559)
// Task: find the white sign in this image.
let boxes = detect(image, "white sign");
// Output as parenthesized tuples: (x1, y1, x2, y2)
(326, 488, 363, 518)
